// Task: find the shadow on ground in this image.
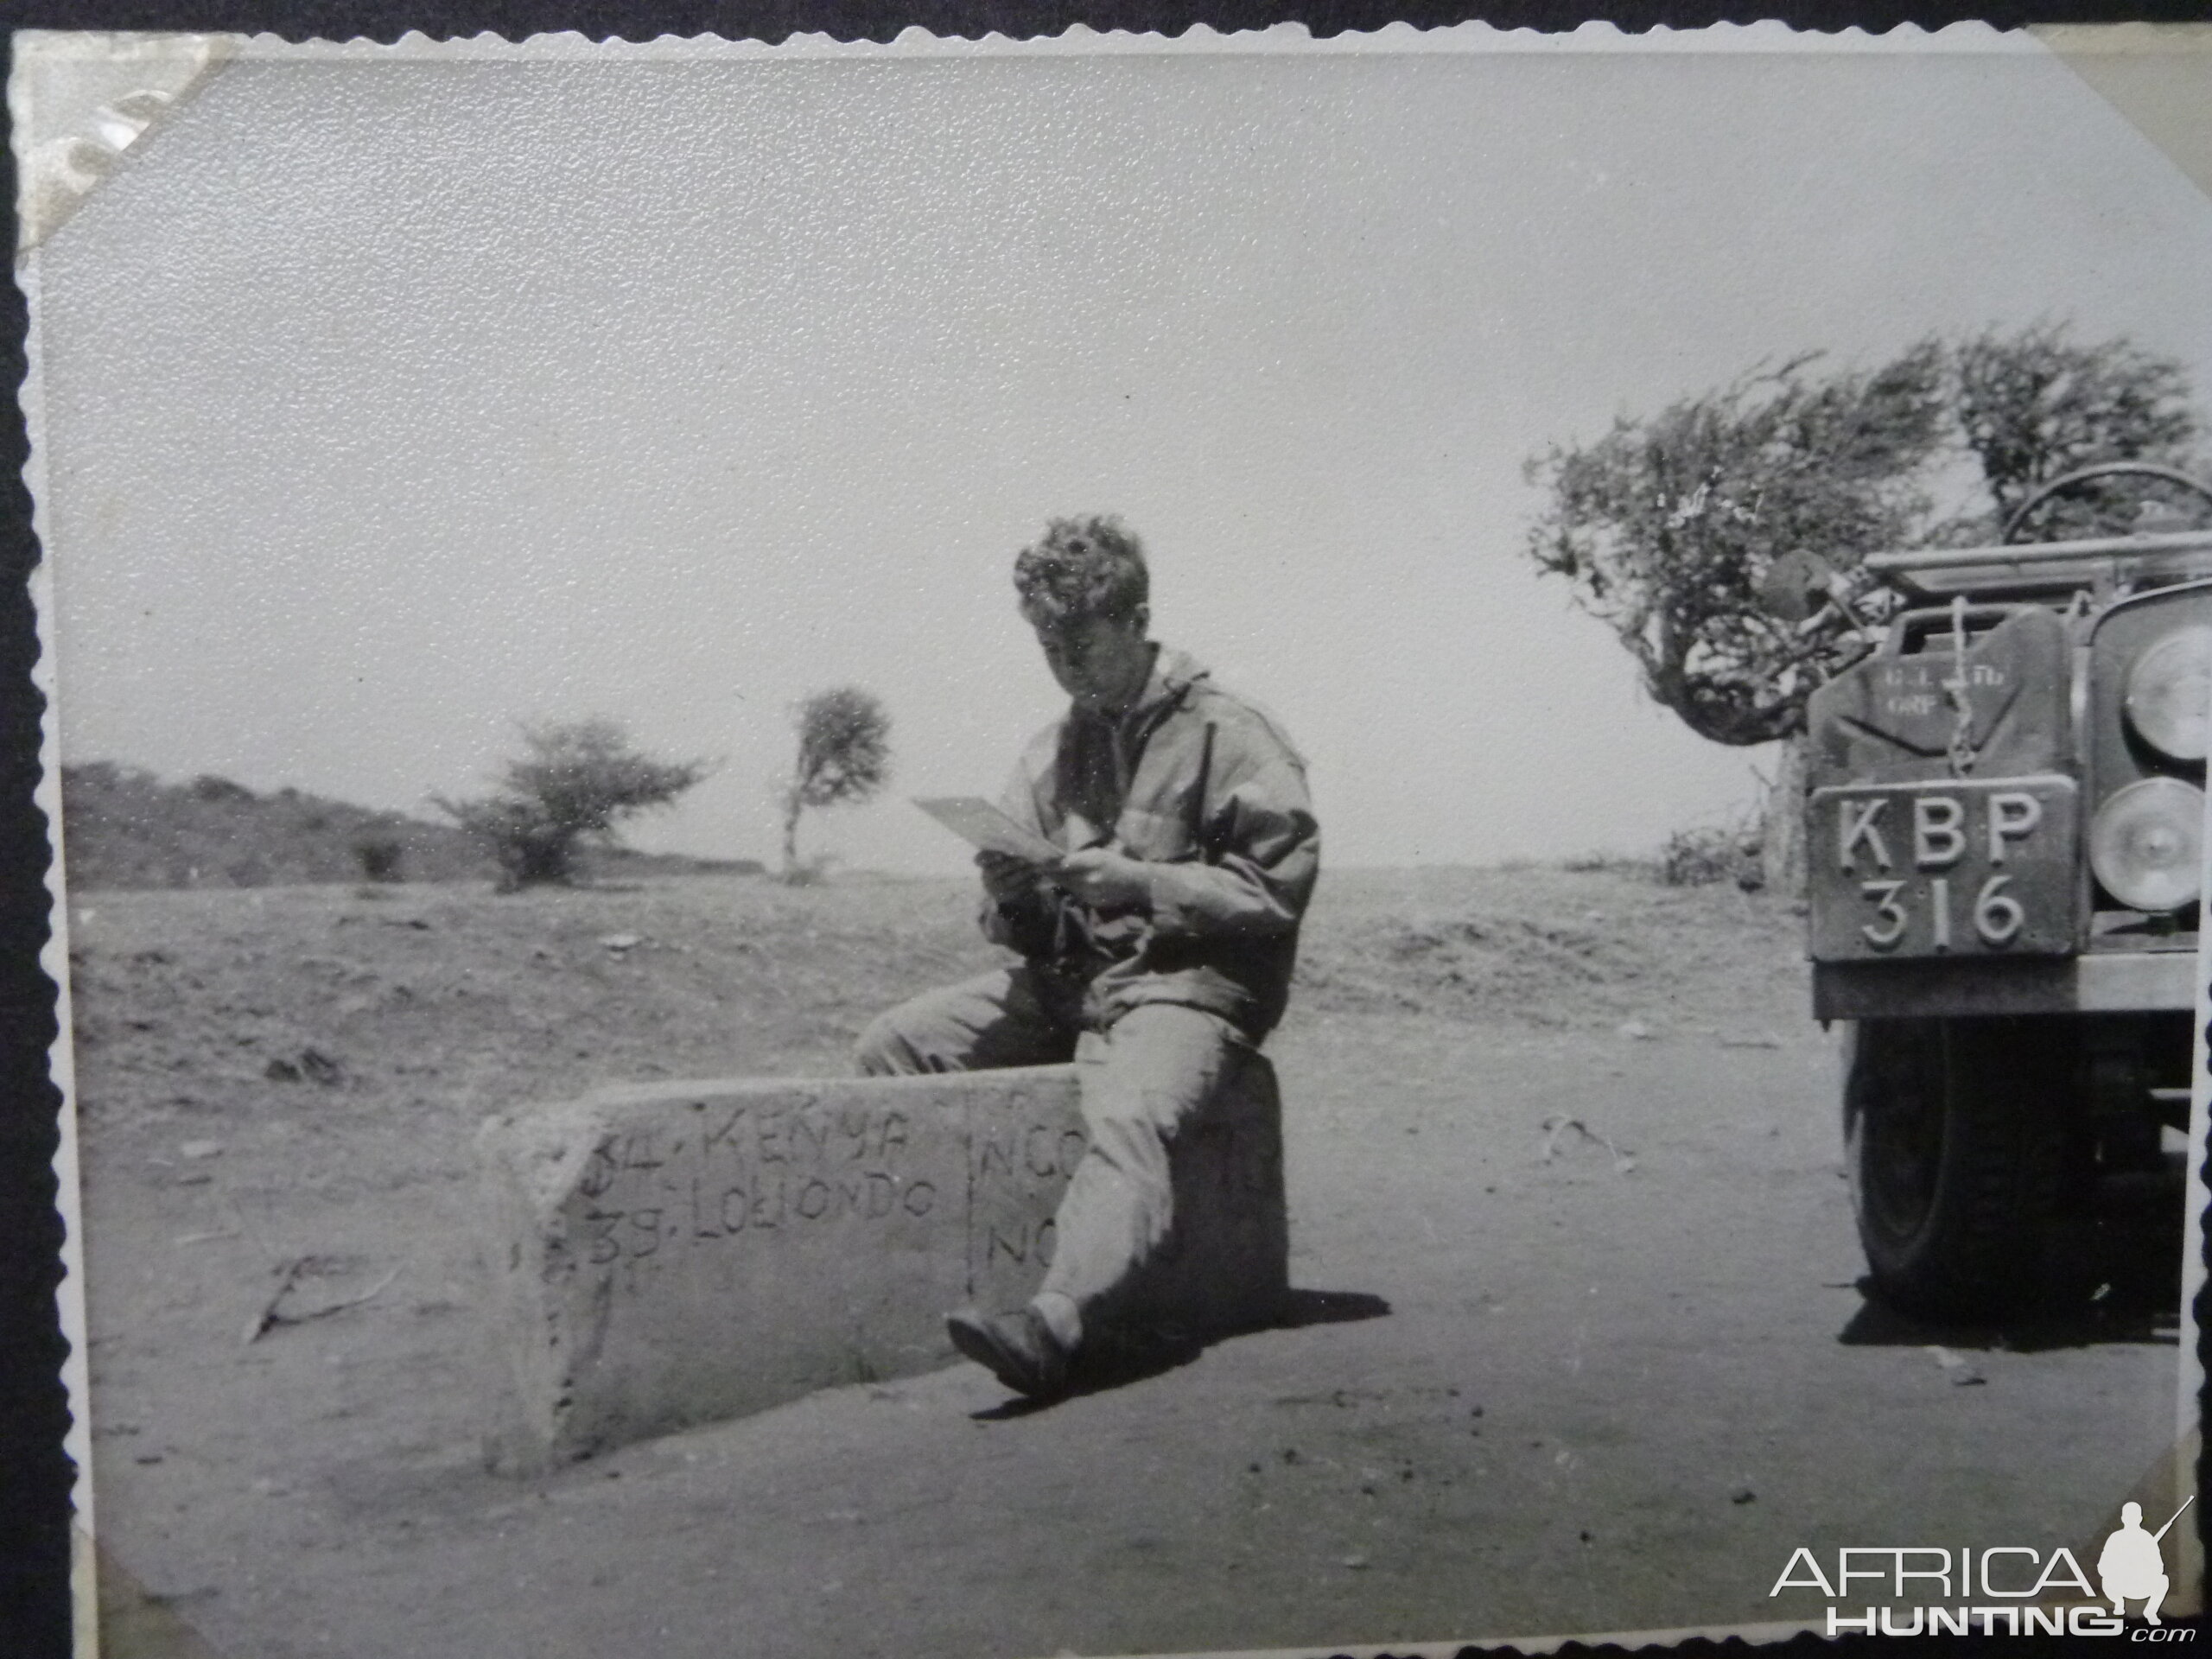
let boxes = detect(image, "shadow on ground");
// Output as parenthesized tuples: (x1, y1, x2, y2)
(1275, 1288, 1393, 1328)
(1836, 1192, 2184, 1354)
(973, 1288, 1392, 1419)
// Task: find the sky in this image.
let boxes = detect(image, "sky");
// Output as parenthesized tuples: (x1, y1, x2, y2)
(27, 31, 2212, 874)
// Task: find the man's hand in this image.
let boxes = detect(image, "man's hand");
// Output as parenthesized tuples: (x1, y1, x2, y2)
(1055, 847, 1153, 910)
(976, 849, 1047, 904)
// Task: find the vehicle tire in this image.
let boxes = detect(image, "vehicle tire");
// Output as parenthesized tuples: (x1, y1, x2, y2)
(1842, 1016, 2071, 1319)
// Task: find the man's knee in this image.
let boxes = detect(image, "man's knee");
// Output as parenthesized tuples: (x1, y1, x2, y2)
(1084, 1004, 1246, 1123)
(857, 969, 1077, 1077)
(853, 976, 1003, 1076)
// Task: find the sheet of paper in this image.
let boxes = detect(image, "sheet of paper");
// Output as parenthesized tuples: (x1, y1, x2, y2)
(911, 796, 1063, 865)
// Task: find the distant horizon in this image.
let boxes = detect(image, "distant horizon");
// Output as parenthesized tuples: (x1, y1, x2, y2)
(60, 860, 1695, 891)
(35, 36, 2212, 878)
(60, 752, 1737, 878)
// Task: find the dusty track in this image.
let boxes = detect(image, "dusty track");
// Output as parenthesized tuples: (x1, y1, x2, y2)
(69, 871, 2183, 1656)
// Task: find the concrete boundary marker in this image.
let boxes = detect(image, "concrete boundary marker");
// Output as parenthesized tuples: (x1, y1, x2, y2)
(475, 1058, 1287, 1470)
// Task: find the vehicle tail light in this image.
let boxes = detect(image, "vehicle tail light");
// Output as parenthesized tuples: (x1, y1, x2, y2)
(2088, 776, 2204, 912)
(2123, 625, 2212, 760)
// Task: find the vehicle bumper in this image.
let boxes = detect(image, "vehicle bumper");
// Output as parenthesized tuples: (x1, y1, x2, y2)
(1812, 944, 2199, 1020)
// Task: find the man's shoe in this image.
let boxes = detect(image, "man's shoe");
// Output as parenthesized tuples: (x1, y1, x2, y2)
(946, 1306, 1072, 1399)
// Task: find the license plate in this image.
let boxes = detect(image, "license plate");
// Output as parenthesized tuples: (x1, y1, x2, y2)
(1808, 776, 2078, 961)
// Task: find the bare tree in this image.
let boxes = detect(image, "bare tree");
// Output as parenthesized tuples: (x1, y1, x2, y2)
(782, 688, 892, 882)
(435, 717, 708, 890)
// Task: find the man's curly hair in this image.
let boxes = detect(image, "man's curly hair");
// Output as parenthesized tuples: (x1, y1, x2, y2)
(1013, 515, 1149, 633)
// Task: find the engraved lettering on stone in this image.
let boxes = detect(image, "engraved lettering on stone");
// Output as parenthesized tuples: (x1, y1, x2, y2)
(558, 1097, 934, 1278)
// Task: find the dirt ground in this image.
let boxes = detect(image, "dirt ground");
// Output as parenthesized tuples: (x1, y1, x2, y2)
(66, 868, 2189, 1657)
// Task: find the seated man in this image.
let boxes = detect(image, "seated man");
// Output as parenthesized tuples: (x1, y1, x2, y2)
(856, 513, 1320, 1399)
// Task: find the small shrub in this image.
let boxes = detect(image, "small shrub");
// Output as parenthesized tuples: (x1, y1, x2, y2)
(353, 837, 405, 883)
(1659, 821, 1764, 890)
(781, 851, 838, 887)
(1561, 851, 1649, 876)
(190, 773, 256, 804)
(435, 717, 709, 891)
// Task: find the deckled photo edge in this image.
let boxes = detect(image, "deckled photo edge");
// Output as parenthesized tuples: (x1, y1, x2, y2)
(14, 24, 2209, 1659)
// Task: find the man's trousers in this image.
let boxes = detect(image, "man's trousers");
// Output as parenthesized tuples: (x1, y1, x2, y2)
(854, 965, 1248, 1324)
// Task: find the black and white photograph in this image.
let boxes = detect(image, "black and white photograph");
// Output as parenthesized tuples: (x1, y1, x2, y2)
(16, 24, 2211, 1656)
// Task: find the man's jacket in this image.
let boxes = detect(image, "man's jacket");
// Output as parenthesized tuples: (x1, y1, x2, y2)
(982, 645, 1320, 1038)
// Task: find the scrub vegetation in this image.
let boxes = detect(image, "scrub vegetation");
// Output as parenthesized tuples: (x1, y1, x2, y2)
(434, 718, 709, 891)
(1522, 322, 2207, 752)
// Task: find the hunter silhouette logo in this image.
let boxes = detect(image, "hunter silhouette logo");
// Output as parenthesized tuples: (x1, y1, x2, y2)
(2099, 1498, 2192, 1627)
(1772, 1496, 2200, 1638)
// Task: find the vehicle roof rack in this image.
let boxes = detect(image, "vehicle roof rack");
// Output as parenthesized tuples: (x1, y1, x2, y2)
(1865, 528, 2212, 601)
